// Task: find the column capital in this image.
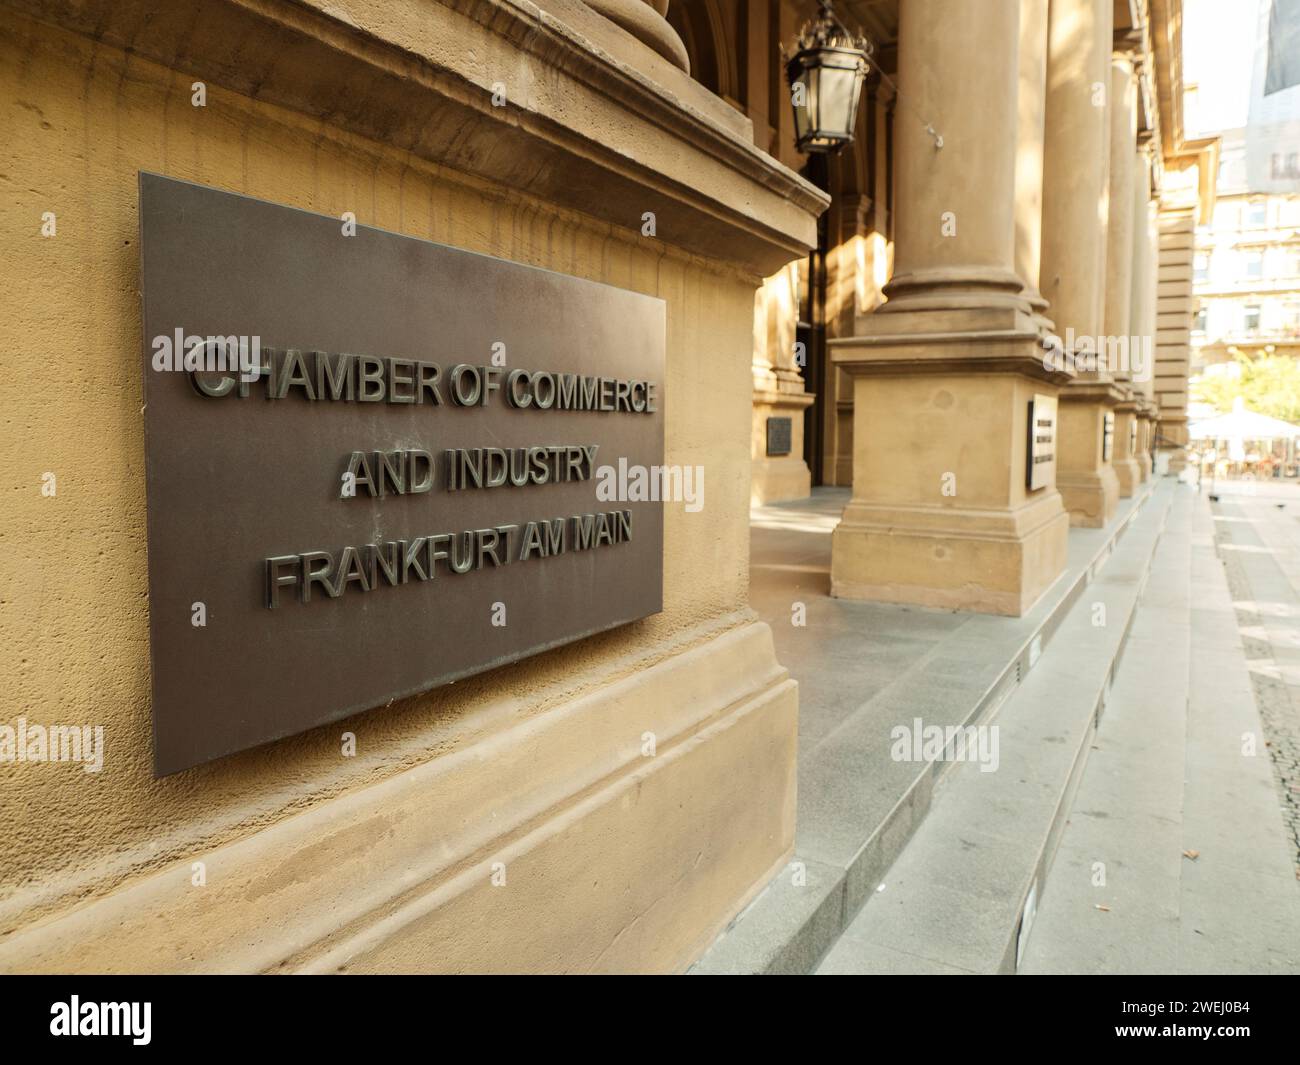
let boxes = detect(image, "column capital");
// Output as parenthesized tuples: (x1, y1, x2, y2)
(831, 316, 1074, 387)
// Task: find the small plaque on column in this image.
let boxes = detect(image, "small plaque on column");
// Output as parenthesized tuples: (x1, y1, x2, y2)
(1102, 411, 1115, 461)
(766, 417, 793, 457)
(1026, 394, 1057, 491)
(1129, 419, 1138, 454)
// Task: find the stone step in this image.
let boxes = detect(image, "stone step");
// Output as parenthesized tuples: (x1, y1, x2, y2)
(692, 480, 1172, 974)
(814, 484, 1184, 973)
(1018, 490, 1300, 974)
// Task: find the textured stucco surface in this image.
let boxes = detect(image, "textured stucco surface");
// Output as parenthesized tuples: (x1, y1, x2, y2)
(0, 9, 779, 947)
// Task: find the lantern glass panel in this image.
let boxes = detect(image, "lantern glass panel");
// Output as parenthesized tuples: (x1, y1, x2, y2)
(817, 61, 862, 140)
(792, 69, 812, 141)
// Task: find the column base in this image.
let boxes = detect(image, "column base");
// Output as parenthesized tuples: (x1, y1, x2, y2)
(830, 492, 1070, 616)
(752, 387, 814, 505)
(1114, 456, 1141, 497)
(1135, 406, 1157, 483)
(1135, 438, 1152, 483)
(827, 305, 1073, 618)
(752, 456, 812, 504)
(1057, 385, 1123, 526)
(1057, 467, 1121, 527)
(1158, 413, 1190, 473)
(1112, 406, 1140, 498)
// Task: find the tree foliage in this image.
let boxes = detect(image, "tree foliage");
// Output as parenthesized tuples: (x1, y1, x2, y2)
(1191, 354, 1300, 426)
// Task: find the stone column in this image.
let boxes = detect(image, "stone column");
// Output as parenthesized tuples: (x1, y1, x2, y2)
(822, 190, 874, 489)
(742, 0, 772, 151)
(1016, 0, 1052, 331)
(1041, 0, 1122, 526)
(1106, 53, 1142, 498)
(1131, 142, 1158, 481)
(829, 0, 1071, 617)
(1143, 184, 1160, 471)
(881, 4, 1025, 315)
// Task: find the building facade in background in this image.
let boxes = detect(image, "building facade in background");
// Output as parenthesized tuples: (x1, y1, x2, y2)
(1192, 129, 1300, 376)
(1188, 0, 1300, 378)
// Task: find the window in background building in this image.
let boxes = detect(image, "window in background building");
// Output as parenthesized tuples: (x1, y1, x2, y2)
(1245, 304, 1262, 332)
(1247, 200, 1268, 227)
(1246, 251, 1264, 279)
(1195, 253, 1210, 282)
(1194, 308, 1208, 332)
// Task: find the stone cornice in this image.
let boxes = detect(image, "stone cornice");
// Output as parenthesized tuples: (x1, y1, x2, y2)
(4, 0, 827, 276)
(1149, 0, 1191, 163)
(1060, 379, 1129, 404)
(830, 331, 1075, 386)
(752, 387, 815, 408)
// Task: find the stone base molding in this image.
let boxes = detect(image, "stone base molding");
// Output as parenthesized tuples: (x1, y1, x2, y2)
(1112, 399, 1143, 499)
(0, 619, 796, 974)
(832, 490, 1069, 616)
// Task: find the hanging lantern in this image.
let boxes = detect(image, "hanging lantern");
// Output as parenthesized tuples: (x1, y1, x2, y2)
(784, 2, 872, 154)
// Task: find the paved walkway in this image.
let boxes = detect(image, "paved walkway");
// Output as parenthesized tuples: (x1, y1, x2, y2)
(1209, 480, 1300, 878)
(814, 481, 1174, 973)
(698, 487, 1154, 973)
(749, 487, 1156, 877)
(1020, 483, 1300, 974)
(719, 480, 1300, 974)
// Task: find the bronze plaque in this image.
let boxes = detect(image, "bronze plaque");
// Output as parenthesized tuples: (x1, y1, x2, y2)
(139, 174, 665, 775)
(766, 416, 793, 457)
(1026, 393, 1057, 491)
